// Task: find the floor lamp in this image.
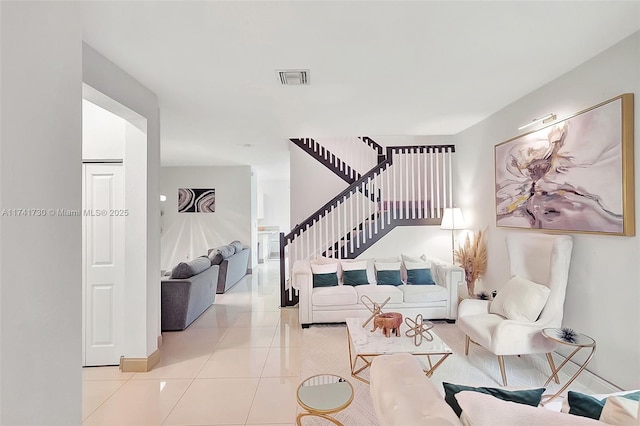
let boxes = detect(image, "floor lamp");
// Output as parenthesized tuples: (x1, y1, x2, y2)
(440, 208, 465, 264)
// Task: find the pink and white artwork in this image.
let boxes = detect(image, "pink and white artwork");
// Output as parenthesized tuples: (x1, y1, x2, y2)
(495, 94, 634, 235)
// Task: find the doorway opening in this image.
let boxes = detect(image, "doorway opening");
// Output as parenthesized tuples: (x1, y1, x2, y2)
(82, 85, 148, 367)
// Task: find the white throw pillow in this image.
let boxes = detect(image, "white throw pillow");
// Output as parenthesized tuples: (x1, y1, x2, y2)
(600, 395, 639, 425)
(401, 254, 432, 281)
(310, 262, 338, 274)
(404, 260, 432, 270)
(489, 275, 551, 322)
(312, 255, 340, 265)
(401, 253, 428, 263)
(375, 257, 400, 264)
(374, 261, 402, 271)
(342, 259, 376, 284)
(341, 260, 368, 271)
(311, 256, 343, 280)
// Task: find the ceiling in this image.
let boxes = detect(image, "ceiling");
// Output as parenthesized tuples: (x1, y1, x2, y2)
(79, 1, 640, 180)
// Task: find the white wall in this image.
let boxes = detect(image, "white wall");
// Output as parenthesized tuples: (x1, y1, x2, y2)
(454, 31, 640, 390)
(161, 166, 253, 270)
(258, 178, 290, 232)
(82, 99, 125, 159)
(250, 170, 258, 270)
(0, 2, 82, 423)
(374, 135, 454, 147)
(83, 43, 161, 359)
(359, 226, 454, 263)
(290, 142, 348, 227)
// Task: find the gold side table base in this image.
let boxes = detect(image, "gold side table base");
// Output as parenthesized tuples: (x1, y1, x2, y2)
(296, 374, 353, 426)
(296, 412, 344, 426)
(540, 328, 596, 405)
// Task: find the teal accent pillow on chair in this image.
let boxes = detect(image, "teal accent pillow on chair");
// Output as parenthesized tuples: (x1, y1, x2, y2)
(567, 390, 640, 420)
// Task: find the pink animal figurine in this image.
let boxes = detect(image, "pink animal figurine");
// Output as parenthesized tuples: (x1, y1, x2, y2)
(372, 312, 403, 337)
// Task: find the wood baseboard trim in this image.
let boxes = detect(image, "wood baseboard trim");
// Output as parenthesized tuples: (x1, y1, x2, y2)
(119, 349, 161, 372)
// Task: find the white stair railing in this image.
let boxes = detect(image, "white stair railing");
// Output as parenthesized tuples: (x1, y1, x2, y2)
(294, 137, 381, 180)
(281, 145, 455, 306)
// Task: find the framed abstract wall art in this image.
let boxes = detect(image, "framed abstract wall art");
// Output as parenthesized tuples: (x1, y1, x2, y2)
(495, 93, 634, 235)
(178, 188, 216, 213)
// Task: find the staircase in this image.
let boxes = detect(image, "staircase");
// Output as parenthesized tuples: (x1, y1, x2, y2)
(290, 138, 360, 184)
(281, 138, 456, 307)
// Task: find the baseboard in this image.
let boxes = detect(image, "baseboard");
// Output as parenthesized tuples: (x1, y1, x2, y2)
(541, 351, 622, 394)
(157, 334, 163, 348)
(119, 349, 161, 373)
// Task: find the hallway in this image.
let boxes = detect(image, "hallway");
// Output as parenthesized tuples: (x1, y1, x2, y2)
(83, 262, 299, 425)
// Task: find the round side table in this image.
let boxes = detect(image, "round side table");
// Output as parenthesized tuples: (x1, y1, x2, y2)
(541, 328, 596, 404)
(296, 374, 354, 426)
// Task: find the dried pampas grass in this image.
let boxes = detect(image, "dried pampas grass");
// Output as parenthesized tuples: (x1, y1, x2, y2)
(454, 229, 488, 297)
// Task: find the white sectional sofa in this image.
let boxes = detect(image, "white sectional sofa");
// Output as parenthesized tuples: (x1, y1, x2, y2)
(292, 256, 464, 327)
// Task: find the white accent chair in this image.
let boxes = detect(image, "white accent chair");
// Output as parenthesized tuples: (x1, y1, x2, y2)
(457, 233, 573, 386)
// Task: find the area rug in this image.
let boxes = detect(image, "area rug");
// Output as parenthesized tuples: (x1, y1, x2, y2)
(298, 322, 604, 426)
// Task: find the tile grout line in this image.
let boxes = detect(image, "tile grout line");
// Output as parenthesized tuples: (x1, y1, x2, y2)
(160, 326, 232, 425)
(243, 317, 279, 425)
(159, 377, 197, 426)
(81, 377, 130, 423)
(162, 288, 276, 424)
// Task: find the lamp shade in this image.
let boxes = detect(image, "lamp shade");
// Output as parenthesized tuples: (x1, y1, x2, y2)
(440, 208, 465, 230)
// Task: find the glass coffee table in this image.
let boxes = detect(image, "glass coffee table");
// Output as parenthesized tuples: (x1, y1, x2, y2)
(346, 317, 453, 384)
(296, 374, 354, 426)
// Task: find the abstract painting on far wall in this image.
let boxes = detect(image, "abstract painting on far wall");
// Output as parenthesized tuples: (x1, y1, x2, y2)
(495, 93, 634, 235)
(178, 188, 215, 213)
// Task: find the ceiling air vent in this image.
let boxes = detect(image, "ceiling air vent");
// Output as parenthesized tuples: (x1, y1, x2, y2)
(278, 69, 309, 85)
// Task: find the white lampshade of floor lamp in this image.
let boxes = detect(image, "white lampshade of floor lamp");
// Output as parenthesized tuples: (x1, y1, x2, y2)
(441, 207, 466, 263)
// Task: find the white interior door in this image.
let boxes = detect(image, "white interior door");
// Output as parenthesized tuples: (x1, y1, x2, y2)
(83, 163, 125, 366)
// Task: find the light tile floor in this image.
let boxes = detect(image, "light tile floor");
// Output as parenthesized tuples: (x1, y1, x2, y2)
(83, 261, 299, 426)
(82, 261, 614, 425)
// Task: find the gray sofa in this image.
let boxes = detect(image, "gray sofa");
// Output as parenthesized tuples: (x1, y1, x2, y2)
(208, 241, 250, 294)
(161, 257, 219, 331)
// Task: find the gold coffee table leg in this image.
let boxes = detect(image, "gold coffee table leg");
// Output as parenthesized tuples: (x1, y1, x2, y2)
(424, 353, 451, 378)
(350, 355, 373, 384)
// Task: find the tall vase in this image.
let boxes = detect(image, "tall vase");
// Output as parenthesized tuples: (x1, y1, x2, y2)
(466, 275, 475, 298)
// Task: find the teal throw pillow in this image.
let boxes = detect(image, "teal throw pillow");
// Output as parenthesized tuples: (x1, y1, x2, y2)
(407, 268, 434, 285)
(567, 390, 640, 420)
(343, 269, 368, 286)
(312, 272, 338, 288)
(623, 390, 640, 400)
(443, 382, 545, 417)
(377, 270, 402, 286)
